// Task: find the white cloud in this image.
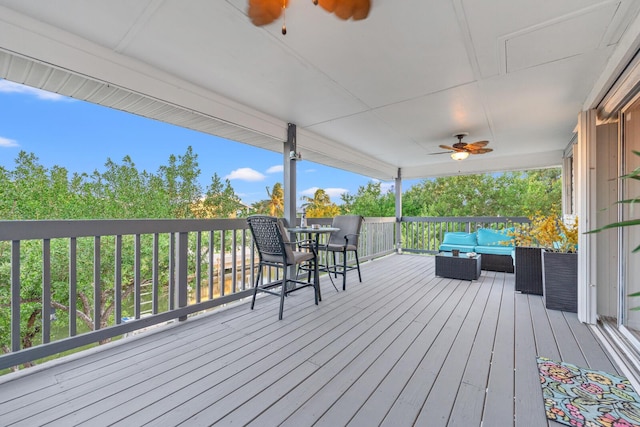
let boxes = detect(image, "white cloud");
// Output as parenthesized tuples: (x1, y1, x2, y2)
(224, 167, 265, 182)
(0, 137, 19, 148)
(380, 182, 395, 193)
(0, 80, 69, 101)
(325, 187, 349, 198)
(266, 164, 283, 174)
(301, 187, 320, 196)
(305, 168, 316, 173)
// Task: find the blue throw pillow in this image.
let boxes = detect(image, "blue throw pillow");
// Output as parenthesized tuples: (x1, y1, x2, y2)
(442, 232, 477, 246)
(476, 228, 514, 246)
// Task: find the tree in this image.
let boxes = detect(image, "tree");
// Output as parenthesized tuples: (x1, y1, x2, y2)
(0, 147, 224, 367)
(265, 183, 284, 217)
(157, 146, 202, 218)
(250, 199, 271, 216)
(401, 170, 561, 217)
(340, 182, 395, 217)
(192, 173, 244, 218)
(302, 189, 340, 218)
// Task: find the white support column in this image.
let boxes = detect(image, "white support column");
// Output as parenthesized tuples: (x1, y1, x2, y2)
(283, 124, 299, 286)
(284, 123, 297, 227)
(395, 169, 402, 254)
(576, 110, 598, 324)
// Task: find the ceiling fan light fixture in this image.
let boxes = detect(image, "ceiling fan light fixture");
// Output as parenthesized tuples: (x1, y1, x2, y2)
(451, 151, 469, 161)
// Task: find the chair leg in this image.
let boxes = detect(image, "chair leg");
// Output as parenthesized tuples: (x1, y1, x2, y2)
(279, 268, 287, 320)
(342, 249, 347, 290)
(314, 256, 320, 304)
(324, 248, 339, 293)
(251, 265, 263, 310)
(354, 250, 362, 282)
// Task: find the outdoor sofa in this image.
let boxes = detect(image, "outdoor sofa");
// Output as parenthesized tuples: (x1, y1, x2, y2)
(438, 228, 515, 273)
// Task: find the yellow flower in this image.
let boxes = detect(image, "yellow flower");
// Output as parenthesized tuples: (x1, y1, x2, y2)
(509, 213, 578, 253)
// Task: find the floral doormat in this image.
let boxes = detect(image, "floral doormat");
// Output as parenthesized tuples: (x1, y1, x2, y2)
(537, 356, 640, 426)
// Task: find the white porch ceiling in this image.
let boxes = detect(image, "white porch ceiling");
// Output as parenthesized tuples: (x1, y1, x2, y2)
(0, 0, 639, 180)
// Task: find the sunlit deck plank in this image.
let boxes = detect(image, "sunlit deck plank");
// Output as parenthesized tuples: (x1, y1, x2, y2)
(448, 272, 506, 426)
(0, 254, 620, 427)
(514, 293, 549, 427)
(483, 271, 516, 426)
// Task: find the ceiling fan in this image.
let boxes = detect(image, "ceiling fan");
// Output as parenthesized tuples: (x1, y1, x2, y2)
(434, 133, 493, 160)
(248, 0, 371, 34)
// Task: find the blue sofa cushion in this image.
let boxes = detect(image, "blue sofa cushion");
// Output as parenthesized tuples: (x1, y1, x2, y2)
(476, 228, 514, 247)
(474, 246, 515, 256)
(442, 232, 477, 246)
(439, 243, 477, 253)
(439, 232, 477, 253)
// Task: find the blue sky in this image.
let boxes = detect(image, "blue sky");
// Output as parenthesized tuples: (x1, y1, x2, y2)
(0, 79, 404, 206)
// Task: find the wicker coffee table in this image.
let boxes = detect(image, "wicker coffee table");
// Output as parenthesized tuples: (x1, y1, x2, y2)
(435, 252, 482, 281)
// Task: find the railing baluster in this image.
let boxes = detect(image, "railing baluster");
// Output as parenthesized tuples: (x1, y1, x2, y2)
(152, 233, 159, 314)
(175, 232, 188, 321)
(241, 229, 247, 291)
(169, 233, 175, 311)
(220, 230, 226, 297)
(208, 230, 213, 300)
(42, 239, 51, 344)
(195, 231, 202, 303)
(231, 229, 237, 294)
(114, 235, 122, 324)
(69, 237, 77, 337)
(93, 236, 101, 331)
(134, 234, 141, 319)
(11, 240, 20, 353)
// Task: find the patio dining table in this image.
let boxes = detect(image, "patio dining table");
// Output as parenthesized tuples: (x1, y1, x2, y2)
(288, 226, 341, 293)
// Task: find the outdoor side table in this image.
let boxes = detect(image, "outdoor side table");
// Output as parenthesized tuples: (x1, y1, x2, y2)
(435, 252, 482, 281)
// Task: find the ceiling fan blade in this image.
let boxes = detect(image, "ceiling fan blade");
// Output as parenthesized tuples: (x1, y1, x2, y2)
(429, 150, 453, 155)
(318, 0, 370, 20)
(439, 144, 460, 151)
(469, 148, 493, 154)
(248, 0, 287, 26)
(467, 140, 489, 148)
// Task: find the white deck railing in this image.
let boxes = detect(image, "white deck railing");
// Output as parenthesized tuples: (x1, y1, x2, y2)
(0, 215, 522, 371)
(0, 217, 396, 370)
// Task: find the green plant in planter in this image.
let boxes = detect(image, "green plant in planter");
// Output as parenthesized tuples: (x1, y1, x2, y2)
(509, 212, 579, 311)
(509, 212, 578, 253)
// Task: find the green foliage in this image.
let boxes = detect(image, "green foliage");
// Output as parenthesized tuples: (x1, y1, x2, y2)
(340, 182, 395, 217)
(337, 170, 561, 218)
(252, 182, 286, 217)
(194, 173, 244, 218)
(402, 169, 561, 217)
(0, 148, 243, 365)
(302, 189, 340, 218)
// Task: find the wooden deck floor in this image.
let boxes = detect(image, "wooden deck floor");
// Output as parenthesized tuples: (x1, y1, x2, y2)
(0, 254, 619, 426)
